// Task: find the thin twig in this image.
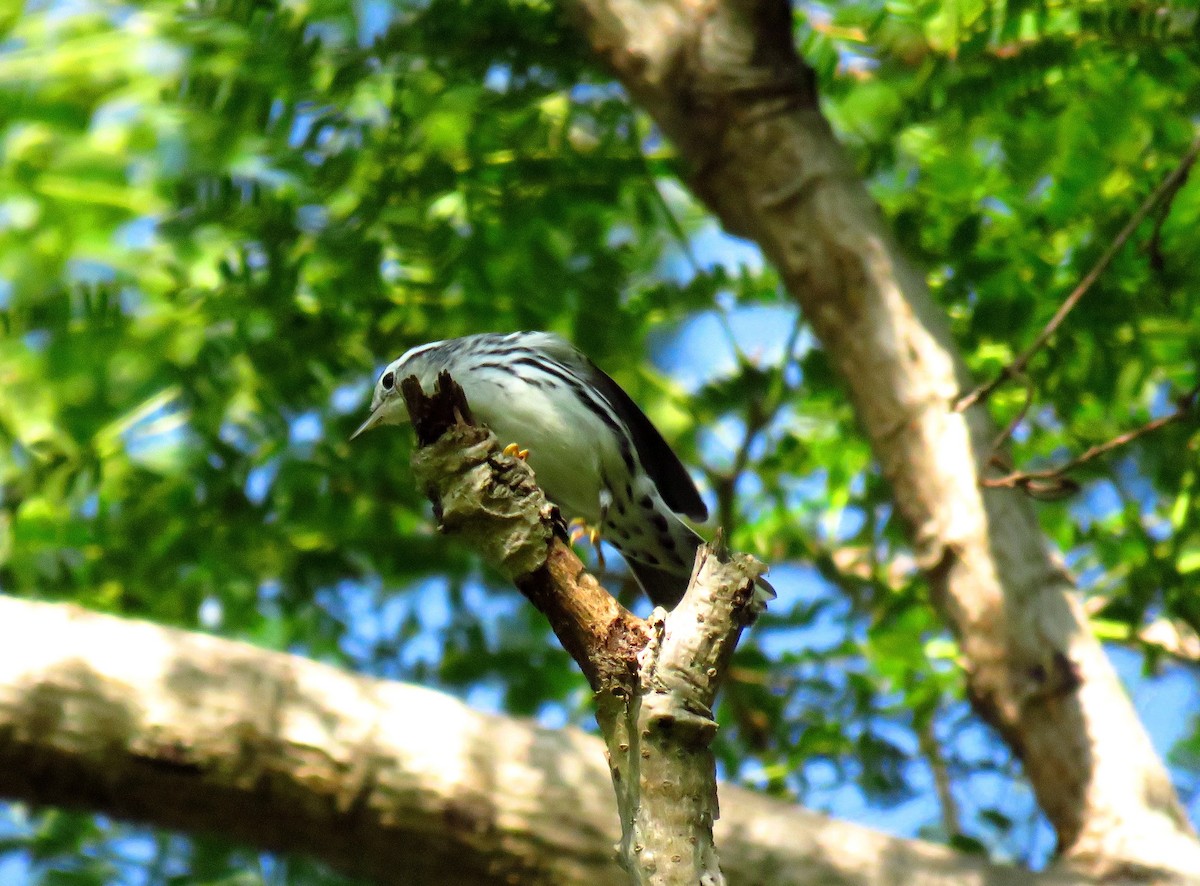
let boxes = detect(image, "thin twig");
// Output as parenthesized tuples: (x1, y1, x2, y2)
(987, 371, 1035, 453)
(1146, 155, 1194, 274)
(705, 311, 806, 532)
(957, 135, 1200, 413)
(736, 310, 804, 479)
(983, 382, 1200, 494)
(635, 130, 702, 276)
(917, 716, 962, 839)
(772, 310, 807, 402)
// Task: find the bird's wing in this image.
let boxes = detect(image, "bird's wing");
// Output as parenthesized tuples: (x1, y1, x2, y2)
(531, 332, 707, 521)
(583, 360, 708, 522)
(626, 557, 689, 608)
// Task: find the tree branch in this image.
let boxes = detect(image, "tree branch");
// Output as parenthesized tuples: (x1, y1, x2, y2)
(0, 595, 1112, 886)
(983, 382, 1200, 495)
(399, 371, 766, 884)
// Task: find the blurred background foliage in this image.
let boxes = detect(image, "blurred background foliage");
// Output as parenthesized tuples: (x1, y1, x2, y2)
(1, 0, 1198, 882)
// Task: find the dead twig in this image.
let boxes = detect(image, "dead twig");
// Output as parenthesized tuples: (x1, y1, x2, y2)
(1146, 149, 1195, 274)
(987, 371, 1035, 454)
(983, 382, 1200, 496)
(957, 135, 1200, 413)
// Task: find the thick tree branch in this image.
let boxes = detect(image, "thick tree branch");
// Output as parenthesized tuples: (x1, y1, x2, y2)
(562, 0, 1200, 876)
(0, 595, 1119, 886)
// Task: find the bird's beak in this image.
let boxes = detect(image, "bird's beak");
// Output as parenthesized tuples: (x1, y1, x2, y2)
(349, 407, 384, 441)
(349, 396, 411, 441)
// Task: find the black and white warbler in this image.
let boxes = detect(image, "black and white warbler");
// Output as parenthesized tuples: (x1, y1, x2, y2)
(352, 331, 773, 609)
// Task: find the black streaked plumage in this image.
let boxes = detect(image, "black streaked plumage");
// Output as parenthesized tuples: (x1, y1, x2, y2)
(353, 331, 772, 608)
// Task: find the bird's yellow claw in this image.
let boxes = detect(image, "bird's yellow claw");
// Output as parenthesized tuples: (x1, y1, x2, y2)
(567, 519, 606, 569)
(502, 442, 529, 460)
(568, 517, 588, 546)
(588, 527, 605, 569)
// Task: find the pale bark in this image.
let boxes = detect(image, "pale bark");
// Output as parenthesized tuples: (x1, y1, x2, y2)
(562, 0, 1200, 877)
(596, 545, 764, 885)
(0, 595, 1153, 886)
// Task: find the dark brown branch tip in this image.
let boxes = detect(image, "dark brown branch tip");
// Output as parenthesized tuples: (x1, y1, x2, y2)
(401, 371, 475, 445)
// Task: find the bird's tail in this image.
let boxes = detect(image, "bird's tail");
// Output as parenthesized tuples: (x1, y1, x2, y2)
(626, 558, 693, 609)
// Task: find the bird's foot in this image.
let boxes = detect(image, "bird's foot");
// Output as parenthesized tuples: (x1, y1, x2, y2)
(567, 518, 606, 569)
(590, 526, 605, 570)
(567, 517, 586, 543)
(502, 442, 529, 460)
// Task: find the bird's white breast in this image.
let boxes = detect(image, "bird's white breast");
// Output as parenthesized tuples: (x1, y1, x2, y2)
(457, 369, 619, 525)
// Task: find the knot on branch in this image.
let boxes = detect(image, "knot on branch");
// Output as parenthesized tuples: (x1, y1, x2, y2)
(404, 372, 554, 580)
(641, 693, 719, 749)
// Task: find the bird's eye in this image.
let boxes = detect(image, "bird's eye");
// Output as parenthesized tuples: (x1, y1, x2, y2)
(381, 371, 395, 391)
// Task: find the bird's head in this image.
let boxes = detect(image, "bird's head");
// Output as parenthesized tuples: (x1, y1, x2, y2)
(349, 341, 445, 440)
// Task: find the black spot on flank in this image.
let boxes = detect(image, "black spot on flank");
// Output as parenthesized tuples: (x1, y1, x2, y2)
(612, 527, 628, 540)
(642, 553, 660, 566)
(614, 500, 625, 516)
(651, 513, 669, 533)
(639, 495, 653, 511)
(624, 482, 633, 499)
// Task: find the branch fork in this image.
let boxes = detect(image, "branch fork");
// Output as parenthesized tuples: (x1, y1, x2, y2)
(401, 371, 767, 884)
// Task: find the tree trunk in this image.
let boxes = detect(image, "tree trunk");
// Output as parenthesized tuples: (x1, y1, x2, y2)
(562, 0, 1200, 876)
(0, 595, 1111, 886)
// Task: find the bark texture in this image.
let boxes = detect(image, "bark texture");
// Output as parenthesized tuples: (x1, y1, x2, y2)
(0, 595, 1153, 886)
(562, 0, 1200, 877)
(596, 544, 764, 885)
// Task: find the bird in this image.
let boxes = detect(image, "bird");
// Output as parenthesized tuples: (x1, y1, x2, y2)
(351, 331, 772, 609)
